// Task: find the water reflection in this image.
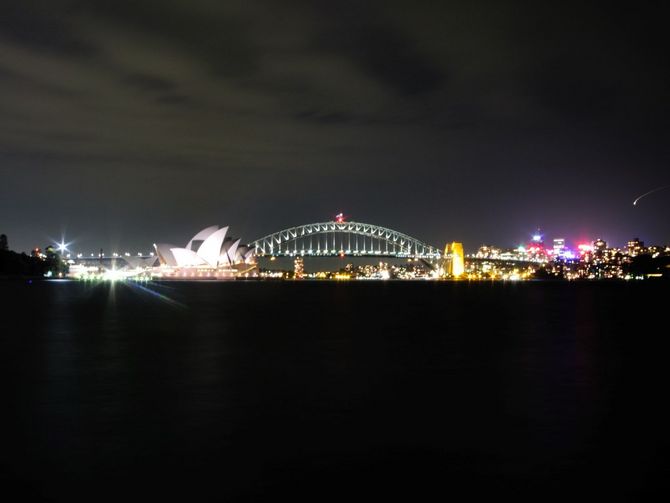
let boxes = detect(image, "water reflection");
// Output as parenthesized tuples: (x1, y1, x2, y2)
(1, 280, 668, 500)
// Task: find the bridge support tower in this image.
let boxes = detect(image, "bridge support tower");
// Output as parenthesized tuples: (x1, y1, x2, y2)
(444, 242, 465, 278)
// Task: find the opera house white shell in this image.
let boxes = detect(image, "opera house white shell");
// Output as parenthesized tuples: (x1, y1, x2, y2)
(154, 226, 256, 275)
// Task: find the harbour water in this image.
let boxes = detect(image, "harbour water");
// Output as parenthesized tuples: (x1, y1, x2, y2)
(1, 280, 668, 500)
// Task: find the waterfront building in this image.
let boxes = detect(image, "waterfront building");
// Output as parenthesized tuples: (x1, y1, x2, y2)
(154, 226, 256, 279)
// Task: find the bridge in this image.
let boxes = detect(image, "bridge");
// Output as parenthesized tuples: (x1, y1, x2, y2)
(250, 220, 442, 259)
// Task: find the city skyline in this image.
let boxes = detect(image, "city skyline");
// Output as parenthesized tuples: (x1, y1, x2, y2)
(14, 223, 668, 282)
(2, 2, 669, 252)
(3, 216, 668, 257)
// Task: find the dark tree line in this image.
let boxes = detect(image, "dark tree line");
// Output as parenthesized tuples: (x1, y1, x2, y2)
(0, 235, 68, 278)
(626, 254, 670, 278)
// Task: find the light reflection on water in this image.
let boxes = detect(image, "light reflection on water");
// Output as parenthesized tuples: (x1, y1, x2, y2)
(1, 280, 668, 501)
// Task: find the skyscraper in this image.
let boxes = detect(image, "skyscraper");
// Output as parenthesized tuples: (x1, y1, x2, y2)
(627, 238, 644, 257)
(553, 238, 565, 256)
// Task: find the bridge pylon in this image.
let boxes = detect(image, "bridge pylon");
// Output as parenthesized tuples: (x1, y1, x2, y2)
(442, 242, 464, 278)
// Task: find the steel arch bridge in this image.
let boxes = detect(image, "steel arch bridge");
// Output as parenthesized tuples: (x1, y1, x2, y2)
(250, 221, 442, 259)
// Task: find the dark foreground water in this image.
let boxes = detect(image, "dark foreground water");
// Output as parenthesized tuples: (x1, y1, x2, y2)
(1, 280, 669, 501)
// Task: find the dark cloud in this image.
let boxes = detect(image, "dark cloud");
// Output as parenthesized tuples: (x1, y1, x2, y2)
(123, 73, 177, 93)
(83, 0, 262, 78)
(1, 1, 669, 252)
(294, 110, 356, 125)
(311, 1, 445, 96)
(0, 1, 95, 56)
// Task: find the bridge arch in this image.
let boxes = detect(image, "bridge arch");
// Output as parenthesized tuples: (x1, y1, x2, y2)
(250, 221, 442, 259)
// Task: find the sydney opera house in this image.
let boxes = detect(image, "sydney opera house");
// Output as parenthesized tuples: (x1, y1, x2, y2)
(154, 225, 256, 279)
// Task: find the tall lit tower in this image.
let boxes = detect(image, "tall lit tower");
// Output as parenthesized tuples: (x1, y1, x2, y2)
(530, 229, 544, 248)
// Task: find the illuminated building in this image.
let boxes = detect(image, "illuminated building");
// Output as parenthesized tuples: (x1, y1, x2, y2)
(155, 226, 255, 268)
(524, 229, 544, 256)
(593, 239, 606, 257)
(627, 238, 645, 257)
(531, 230, 544, 247)
(154, 226, 256, 278)
(553, 238, 565, 256)
(294, 256, 304, 279)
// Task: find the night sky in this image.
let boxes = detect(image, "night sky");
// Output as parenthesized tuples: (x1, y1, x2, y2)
(1, 1, 669, 253)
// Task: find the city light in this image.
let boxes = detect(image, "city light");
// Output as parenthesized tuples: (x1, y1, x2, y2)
(32, 219, 669, 282)
(55, 238, 73, 254)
